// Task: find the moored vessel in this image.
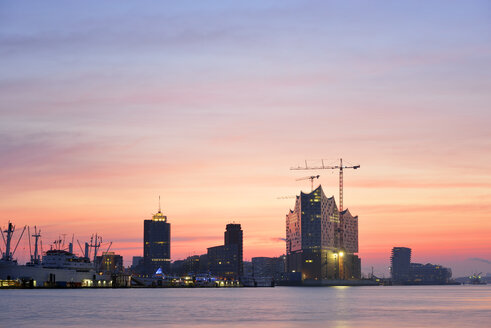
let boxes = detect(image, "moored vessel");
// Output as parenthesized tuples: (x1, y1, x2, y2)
(0, 221, 112, 287)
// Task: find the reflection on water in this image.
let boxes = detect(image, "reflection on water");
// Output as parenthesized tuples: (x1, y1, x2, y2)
(1, 285, 490, 327)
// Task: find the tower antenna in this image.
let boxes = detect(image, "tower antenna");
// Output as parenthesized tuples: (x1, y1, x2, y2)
(159, 195, 161, 213)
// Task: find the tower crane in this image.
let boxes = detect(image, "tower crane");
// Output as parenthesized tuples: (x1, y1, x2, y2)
(291, 158, 360, 211)
(295, 175, 320, 192)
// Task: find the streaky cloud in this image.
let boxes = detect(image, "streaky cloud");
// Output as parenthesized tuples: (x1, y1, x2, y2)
(468, 258, 491, 265)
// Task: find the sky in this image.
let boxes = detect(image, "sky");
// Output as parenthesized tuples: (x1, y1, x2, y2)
(1, 0, 490, 277)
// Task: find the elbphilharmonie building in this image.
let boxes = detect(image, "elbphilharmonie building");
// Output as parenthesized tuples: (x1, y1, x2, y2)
(286, 185, 361, 281)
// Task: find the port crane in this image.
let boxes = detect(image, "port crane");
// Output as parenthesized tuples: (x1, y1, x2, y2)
(291, 158, 359, 211)
(296, 175, 320, 192)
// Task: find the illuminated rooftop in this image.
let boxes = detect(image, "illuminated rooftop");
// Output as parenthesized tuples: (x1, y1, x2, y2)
(152, 210, 167, 222)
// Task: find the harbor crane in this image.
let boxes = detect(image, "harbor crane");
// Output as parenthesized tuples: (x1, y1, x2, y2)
(291, 158, 360, 212)
(296, 175, 320, 192)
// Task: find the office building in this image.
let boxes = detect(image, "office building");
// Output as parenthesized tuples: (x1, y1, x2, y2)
(143, 207, 171, 275)
(131, 256, 144, 274)
(207, 244, 239, 279)
(252, 257, 274, 278)
(207, 223, 243, 279)
(225, 223, 243, 277)
(172, 255, 201, 276)
(390, 247, 412, 284)
(409, 263, 452, 284)
(285, 185, 361, 281)
(391, 247, 453, 285)
(95, 252, 123, 274)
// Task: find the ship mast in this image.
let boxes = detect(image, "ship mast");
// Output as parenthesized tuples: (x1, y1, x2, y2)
(1, 222, 26, 262)
(31, 226, 42, 265)
(1, 222, 15, 261)
(90, 234, 102, 264)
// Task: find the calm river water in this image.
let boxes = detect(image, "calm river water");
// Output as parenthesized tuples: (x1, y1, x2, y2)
(1, 285, 490, 327)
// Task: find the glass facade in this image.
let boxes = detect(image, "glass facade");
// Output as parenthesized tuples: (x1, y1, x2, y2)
(286, 185, 361, 280)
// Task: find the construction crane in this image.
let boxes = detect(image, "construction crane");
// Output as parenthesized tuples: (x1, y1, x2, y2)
(276, 195, 297, 200)
(295, 175, 320, 192)
(291, 158, 360, 211)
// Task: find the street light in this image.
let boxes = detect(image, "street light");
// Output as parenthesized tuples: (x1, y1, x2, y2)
(333, 251, 344, 280)
(333, 253, 339, 280)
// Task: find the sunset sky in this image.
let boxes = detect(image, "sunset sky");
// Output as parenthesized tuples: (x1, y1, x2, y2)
(1, 1, 490, 277)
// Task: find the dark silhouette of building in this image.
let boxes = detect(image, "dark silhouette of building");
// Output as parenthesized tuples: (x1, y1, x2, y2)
(225, 223, 243, 277)
(198, 254, 209, 273)
(286, 186, 361, 281)
(252, 257, 274, 278)
(207, 223, 243, 279)
(391, 247, 453, 285)
(95, 252, 123, 274)
(409, 263, 452, 284)
(143, 207, 171, 275)
(131, 256, 144, 274)
(171, 255, 201, 276)
(207, 244, 239, 279)
(391, 247, 411, 283)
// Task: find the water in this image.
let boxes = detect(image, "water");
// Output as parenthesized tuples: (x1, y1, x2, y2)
(1, 286, 490, 327)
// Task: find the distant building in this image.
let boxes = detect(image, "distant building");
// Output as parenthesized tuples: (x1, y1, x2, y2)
(285, 185, 361, 281)
(243, 261, 253, 277)
(207, 244, 239, 279)
(246, 256, 287, 281)
(172, 255, 201, 276)
(252, 257, 274, 278)
(409, 263, 452, 284)
(171, 260, 185, 276)
(391, 247, 412, 284)
(143, 207, 171, 275)
(131, 256, 144, 274)
(95, 252, 123, 274)
(207, 223, 243, 279)
(272, 255, 287, 281)
(183, 255, 200, 274)
(132, 256, 143, 267)
(391, 247, 452, 285)
(198, 254, 209, 273)
(225, 223, 243, 277)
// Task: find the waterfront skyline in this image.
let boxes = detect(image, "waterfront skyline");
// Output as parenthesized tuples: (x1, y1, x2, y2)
(1, 1, 490, 277)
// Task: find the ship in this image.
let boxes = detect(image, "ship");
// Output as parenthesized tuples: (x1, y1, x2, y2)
(0, 222, 113, 288)
(467, 272, 487, 285)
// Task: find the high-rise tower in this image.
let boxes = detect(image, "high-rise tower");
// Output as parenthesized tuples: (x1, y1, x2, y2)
(225, 223, 243, 277)
(390, 247, 411, 283)
(143, 205, 171, 275)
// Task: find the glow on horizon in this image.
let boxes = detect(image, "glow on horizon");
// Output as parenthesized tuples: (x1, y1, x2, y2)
(1, 1, 490, 277)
